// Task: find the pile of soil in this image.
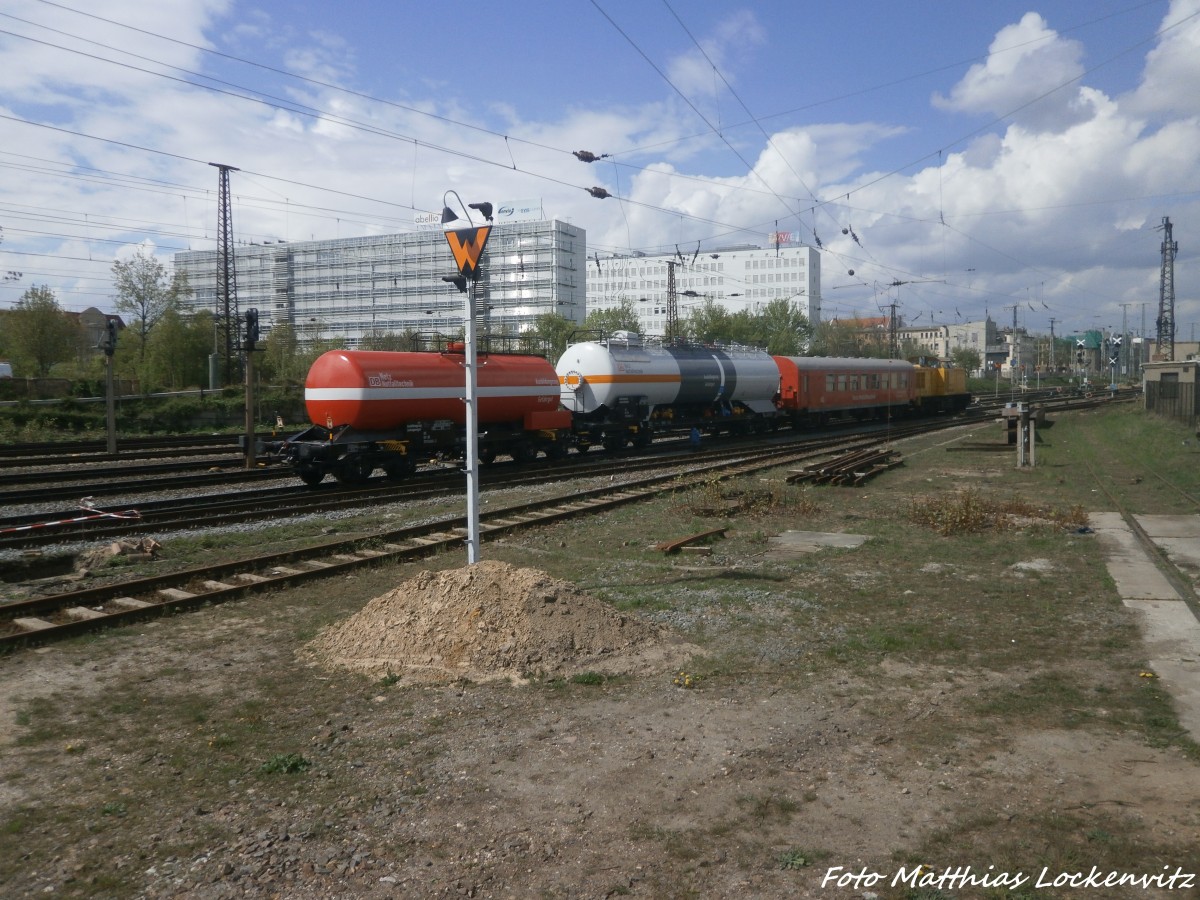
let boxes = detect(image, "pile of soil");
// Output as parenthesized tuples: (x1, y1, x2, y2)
(306, 559, 698, 684)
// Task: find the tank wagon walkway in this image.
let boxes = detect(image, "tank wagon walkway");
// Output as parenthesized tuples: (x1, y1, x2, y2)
(1090, 512, 1200, 741)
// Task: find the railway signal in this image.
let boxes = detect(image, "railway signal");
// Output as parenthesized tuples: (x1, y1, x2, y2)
(441, 191, 494, 565)
(102, 318, 118, 455)
(101, 318, 118, 357)
(244, 308, 260, 351)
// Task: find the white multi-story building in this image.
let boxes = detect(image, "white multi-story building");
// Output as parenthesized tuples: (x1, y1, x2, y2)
(898, 319, 997, 362)
(586, 241, 821, 336)
(174, 218, 586, 347)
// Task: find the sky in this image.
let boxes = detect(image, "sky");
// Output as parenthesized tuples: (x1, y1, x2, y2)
(1, 0, 1198, 341)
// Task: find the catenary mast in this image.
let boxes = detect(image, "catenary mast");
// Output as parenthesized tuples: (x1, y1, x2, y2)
(1155, 216, 1177, 362)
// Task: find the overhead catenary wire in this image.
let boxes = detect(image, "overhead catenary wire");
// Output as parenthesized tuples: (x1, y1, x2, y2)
(2, 0, 1191, 328)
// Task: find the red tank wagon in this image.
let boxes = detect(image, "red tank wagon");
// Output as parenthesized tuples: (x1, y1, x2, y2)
(273, 348, 570, 486)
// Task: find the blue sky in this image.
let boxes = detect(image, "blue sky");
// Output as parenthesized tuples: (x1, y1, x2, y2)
(1, 0, 1197, 340)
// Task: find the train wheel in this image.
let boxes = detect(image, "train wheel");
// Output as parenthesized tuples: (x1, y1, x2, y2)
(633, 427, 653, 449)
(543, 441, 568, 461)
(335, 458, 373, 485)
(479, 449, 497, 465)
(602, 433, 625, 453)
(298, 465, 325, 487)
(512, 442, 538, 464)
(384, 456, 415, 480)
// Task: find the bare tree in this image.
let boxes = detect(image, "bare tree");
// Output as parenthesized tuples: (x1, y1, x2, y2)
(111, 250, 188, 361)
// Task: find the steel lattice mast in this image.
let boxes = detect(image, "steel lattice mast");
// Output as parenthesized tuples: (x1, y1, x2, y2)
(1155, 216, 1177, 362)
(665, 260, 678, 342)
(210, 162, 240, 385)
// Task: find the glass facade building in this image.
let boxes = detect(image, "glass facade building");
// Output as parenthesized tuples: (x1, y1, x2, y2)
(174, 219, 587, 347)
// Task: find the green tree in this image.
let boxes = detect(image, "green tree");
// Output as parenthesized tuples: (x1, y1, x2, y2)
(583, 299, 643, 338)
(111, 250, 189, 361)
(752, 297, 812, 354)
(144, 307, 213, 390)
(950, 346, 982, 373)
(809, 319, 874, 357)
(682, 298, 732, 344)
(359, 329, 424, 351)
(532, 312, 585, 359)
(7, 285, 82, 376)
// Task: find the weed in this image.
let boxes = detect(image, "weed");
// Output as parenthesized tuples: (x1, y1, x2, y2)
(778, 847, 828, 869)
(570, 671, 606, 685)
(909, 488, 1087, 535)
(736, 792, 798, 824)
(258, 753, 311, 775)
(671, 671, 699, 688)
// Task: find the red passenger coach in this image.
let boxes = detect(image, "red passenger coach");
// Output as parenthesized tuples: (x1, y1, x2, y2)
(773, 356, 917, 424)
(273, 348, 570, 486)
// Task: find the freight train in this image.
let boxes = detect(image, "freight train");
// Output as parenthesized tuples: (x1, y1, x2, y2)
(269, 332, 970, 486)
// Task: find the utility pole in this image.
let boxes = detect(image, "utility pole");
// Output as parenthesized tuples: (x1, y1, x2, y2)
(665, 260, 679, 343)
(1002, 304, 1019, 389)
(1119, 302, 1133, 377)
(887, 301, 899, 359)
(1155, 216, 1177, 361)
(1049, 317, 1057, 374)
(210, 163, 240, 385)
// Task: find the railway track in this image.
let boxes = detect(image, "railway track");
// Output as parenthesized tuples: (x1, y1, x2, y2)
(0, 420, 937, 549)
(0, 450, 660, 551)
(0, 464, 289, 506)
(0, 443, 245, 472)
(0, 434, 243, 459)
(0, 398, 1128, 554)
(0, 421, 958, 649)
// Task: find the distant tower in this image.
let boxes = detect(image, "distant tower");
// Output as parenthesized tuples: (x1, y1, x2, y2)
(210, 162, 240, 384)
(1155, 216, 1177, 362)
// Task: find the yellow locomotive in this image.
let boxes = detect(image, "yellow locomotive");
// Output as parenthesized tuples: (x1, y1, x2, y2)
(912, 358, 971, 414)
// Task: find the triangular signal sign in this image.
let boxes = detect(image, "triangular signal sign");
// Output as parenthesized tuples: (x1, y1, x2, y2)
(444, 226, 492, 281)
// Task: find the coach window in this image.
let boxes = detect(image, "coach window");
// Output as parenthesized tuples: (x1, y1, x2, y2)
(837, 374, 848, 391)
(826, 374, 835, 392)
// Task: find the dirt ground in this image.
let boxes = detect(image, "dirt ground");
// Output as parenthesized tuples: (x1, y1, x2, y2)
(2, 428, 1200, 898)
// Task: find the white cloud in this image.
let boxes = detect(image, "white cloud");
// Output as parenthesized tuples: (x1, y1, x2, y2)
(932, 12, 1090, 133)
(1123, 0, 1200, 119)
(2, 2, 1197, 336)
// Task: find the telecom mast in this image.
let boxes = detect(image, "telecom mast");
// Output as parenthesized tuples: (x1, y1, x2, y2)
(210, 162, 240, 384)
(1155, 216, 1177, 362)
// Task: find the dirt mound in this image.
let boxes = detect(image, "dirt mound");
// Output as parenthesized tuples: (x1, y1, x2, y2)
(306, 559, 699, 684)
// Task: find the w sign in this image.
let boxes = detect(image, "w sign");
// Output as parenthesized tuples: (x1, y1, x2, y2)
(444, 226, 492, 281)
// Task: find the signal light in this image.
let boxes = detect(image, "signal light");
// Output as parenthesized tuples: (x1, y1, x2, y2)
(102, 318, 117, 357)
(245, 308, 260, 350)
